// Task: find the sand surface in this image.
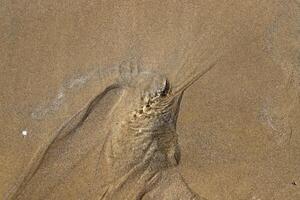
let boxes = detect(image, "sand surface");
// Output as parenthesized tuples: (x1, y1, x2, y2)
(1, 0, 299, 199)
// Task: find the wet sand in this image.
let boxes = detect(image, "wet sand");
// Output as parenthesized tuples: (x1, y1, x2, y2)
(1, 0, 299, 199)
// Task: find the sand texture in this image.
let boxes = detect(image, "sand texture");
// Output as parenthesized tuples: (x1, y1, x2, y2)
(1, 0, 300, 199)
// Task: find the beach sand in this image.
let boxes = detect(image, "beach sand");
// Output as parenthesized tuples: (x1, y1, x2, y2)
(1, 0, 299, 199)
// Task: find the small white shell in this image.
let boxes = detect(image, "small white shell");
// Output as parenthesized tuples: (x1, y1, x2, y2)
(21, 130, 28, 136)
